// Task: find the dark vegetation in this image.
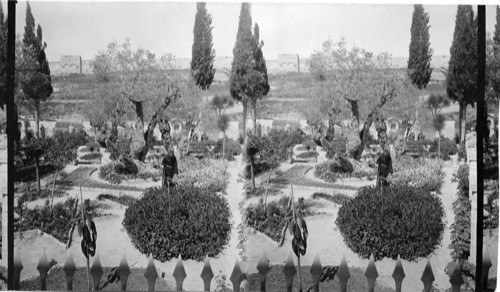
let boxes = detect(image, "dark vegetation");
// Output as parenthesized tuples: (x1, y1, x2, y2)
(336, 185, 445, 261)
(123, 186, 231, 262)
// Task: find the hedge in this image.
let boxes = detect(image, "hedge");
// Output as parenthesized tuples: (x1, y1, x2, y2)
(122, 186, 231, 262)
(336, 185, 445, 261)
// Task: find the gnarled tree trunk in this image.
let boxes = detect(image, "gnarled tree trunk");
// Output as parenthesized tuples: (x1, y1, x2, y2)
(353, 88, 396, 161)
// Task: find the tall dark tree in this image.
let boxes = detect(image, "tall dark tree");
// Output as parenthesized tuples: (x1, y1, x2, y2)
(21, 2, 53, 138)
(23, 2, 37, 51)
(229, 3, 261, 144)
(250, 23, 270, 131)
(0, 1, 6, 109)
(191, 2, 215, 90)
(407, 4, 433, 89)
(446, 5, 477, 143)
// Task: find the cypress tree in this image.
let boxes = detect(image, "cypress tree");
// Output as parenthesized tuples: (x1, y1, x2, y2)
(229, 3, 255, 144)
(23, 2, 37, 51)
(408, 4, 433, 89)
(21, 3, 53, 138)
(191, 2, 215, 90)
(446, 5, 477, 143)
(250, 23, 270, 131)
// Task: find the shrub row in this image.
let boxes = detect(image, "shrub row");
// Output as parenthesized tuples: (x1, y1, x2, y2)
(18, 188, 67, 205)
(97, 193, 138, 207)
(336, 185, 445, 261)
(123, 186, 231, 262)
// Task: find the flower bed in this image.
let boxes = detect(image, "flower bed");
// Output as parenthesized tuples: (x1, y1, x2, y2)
(174, 157, 228, 193)
(388, 156, 444, 194)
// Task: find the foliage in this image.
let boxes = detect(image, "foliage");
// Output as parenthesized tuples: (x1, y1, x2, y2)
(174, 156, 228, 193)
(447, 5, 477, 143)
(97, 193, 138, 207)
(45, 130, 90, 167)
(336, 185, 445, 261)
(447, 164, 475, 288)
(98, 163, 124, 184)
(214, 138, 241, 156)
(486, 13, 500, 110)
(14, 198, 99, 243)
(314, 157, 354, 183)
(306, 37, 399, 147)
(311, 192, 351, 205)
(191, 2, 215, 90)
(18, 188, 66, 205)
(244, 197, 316, 242)
(123, 186, 231, 262)
(429, 138, 458, 160)
(244, 185, 280, 199)
(388, 156, 444, 194)
(485, 184, 499, 230)
(408, 4, 433, 89)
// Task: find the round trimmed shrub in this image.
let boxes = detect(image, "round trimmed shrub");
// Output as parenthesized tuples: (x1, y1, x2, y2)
(335, 185, 445, 261)
(123, 186, 231, 262)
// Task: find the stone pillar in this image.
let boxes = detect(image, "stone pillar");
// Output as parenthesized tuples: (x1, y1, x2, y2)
(465, 132, 477, 264)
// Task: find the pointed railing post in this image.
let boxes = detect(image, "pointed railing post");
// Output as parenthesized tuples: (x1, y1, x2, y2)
(365, 255, 379, 292)
(63, 250, 77, 291)
(173, 254, 187, 291)
(482, 247, 493, 290)
(117, 253, 131, 291)
(337, 255, 350, 292)
(391, 255, 405, 292)
(283, 252, 296, 292)
(256, 249, 270, 292)
(420, 259, 435, 292)
(13, 247, 23, 290)
(37, 248, 49, 291)
(230, 258, 245, 292)
(200, 256, 214, 291)
(310, 253, 322, 292)
(449, 259, 463, 292)
(144, 256, 158, 292)
(90, 253, 104, 291)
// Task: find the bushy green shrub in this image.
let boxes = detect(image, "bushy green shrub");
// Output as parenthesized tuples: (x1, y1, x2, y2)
(449, 165, 471, 260)
(122, 186, 231, 261)
(174, 157, 228, 193)
(114, 159, 139, 176)
(244, 185, 280, 199)
(388, 156, 444, 194)
(336, 185, 445, 261)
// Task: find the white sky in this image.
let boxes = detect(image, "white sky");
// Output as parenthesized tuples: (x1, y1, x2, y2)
(4, 1, 498, 62)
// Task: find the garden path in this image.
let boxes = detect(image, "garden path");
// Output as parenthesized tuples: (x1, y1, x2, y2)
(242, 161, 462, 292)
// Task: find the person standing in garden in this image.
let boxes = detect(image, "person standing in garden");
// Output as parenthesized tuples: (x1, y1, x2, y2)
(377, 148, 393, 189)
(162, 148, 178, 188)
